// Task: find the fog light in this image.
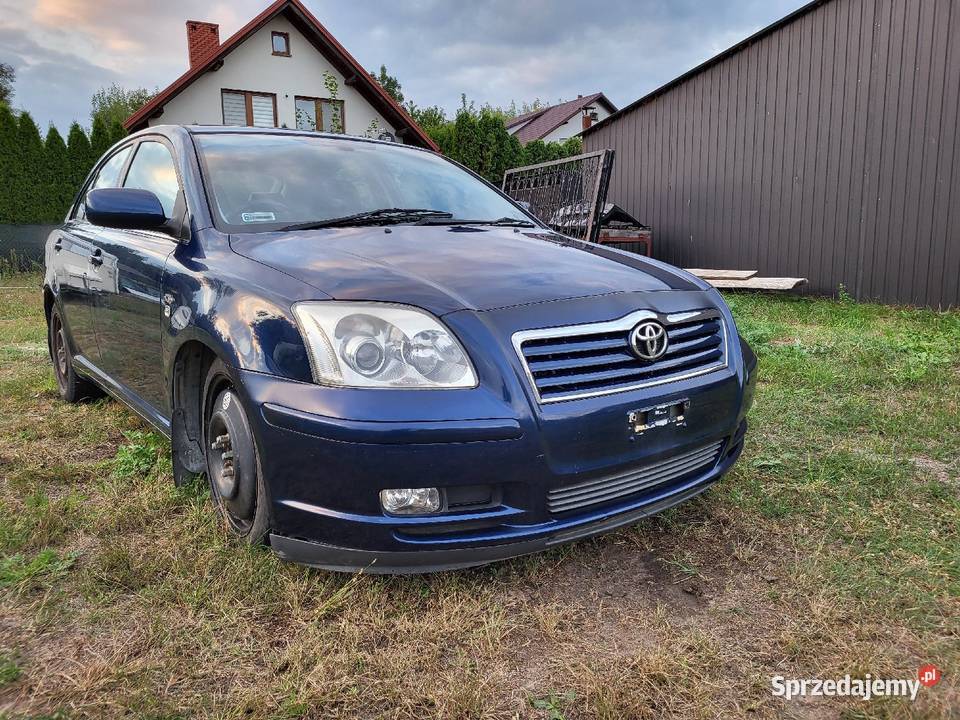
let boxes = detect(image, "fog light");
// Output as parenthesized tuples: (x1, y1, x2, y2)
(379, 487, 441, 515)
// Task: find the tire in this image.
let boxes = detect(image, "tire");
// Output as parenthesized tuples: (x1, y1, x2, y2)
(202, 359, 271, 544)
(48, 306, 101, 403)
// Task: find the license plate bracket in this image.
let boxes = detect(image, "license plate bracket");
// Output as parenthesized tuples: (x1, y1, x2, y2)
(628, 399, 690, 435)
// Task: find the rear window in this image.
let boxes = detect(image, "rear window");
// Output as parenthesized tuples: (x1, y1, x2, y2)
(195, 133, 524, 232)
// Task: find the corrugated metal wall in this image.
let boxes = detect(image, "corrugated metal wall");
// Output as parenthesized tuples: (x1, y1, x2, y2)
(584, 0, 960, 308)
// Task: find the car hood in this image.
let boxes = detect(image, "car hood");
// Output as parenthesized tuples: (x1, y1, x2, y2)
(229, 225, 701, 315)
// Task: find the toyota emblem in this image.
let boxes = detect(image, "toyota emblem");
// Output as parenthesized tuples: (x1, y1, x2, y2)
(629, 320, 668, 361)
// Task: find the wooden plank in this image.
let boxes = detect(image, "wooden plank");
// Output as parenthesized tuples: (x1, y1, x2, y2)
(684, 268, 758, 280)
(707, 277, 807, 290)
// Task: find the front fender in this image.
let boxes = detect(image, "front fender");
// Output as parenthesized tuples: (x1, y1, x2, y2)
(161, 229, 324, 391)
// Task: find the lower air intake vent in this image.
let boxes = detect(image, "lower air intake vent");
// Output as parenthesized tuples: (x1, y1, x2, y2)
(547, 441, 723, 514)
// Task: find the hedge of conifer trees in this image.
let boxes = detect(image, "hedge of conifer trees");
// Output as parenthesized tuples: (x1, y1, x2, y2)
(425, 108, 582, 186)
(0, 106, 126, 224)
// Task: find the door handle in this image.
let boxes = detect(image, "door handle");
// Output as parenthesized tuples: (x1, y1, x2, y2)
(89, 248, 103, 267)
(53, 237, 63, 252)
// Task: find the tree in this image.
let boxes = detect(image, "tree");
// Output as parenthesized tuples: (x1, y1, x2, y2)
(503, 98, 547, 120)
(43, 126, 71, 221)
(522, 139, 552, 166)
(90, 83, 154, 129)
(426, 122, 455, 156)
(16, 112, 44, 222)
(477, 110, 522, 184)
(450, 108, 481, 174)
(0, 63, 14, 106)
(0, 103, 19, 222)
(89, 115, 111, 161)
(417, 93, 581, 180)
(407, 103, 446, 131)
(369, 64, 403, 105)
(107, 119, 126, 146)
(66, 121, 93, 193)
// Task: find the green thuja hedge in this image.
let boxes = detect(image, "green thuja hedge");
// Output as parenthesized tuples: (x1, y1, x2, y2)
(0, 108, 123, 224)
(0, 105, 19, 223)
(424, 108, 582, 185)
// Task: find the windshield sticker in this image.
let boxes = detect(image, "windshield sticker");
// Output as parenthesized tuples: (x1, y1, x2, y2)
(241, 211, 277, 223)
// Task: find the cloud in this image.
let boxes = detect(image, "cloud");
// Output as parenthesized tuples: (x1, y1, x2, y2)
(0, 24, 119, 128)
(0, 0, 808, 134)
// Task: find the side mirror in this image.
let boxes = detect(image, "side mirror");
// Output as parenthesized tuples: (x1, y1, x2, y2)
(86, 188, 166, 230)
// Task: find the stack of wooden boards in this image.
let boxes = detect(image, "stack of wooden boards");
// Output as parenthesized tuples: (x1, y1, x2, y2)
(683, 269, 807, 291)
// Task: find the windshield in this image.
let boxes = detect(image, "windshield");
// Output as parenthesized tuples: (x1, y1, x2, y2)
(195, 133, 532, 232)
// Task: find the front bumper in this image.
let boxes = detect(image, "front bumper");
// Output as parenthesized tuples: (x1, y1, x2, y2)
(269, 434, 744, 573)
(270, 456, 743, 575)
(235, 350, 752, 573)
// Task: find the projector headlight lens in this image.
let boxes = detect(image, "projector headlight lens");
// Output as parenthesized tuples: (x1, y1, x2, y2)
(292, 302, 477, 388)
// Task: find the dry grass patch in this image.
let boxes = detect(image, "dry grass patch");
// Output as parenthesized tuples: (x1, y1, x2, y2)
(1, 277, 958, 719)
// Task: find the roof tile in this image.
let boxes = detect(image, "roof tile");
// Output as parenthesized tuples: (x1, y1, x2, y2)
(511, 93, 614, 144)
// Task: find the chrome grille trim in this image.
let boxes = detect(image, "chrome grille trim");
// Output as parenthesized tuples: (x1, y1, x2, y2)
(512, 308, 728, 404)
(547, 441, 724, 514)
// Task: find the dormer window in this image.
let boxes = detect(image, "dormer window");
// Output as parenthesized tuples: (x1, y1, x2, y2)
(271, 31, 290, 56)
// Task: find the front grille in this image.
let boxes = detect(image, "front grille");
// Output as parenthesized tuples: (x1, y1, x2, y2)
(547, 441, 723, 514)
(513, 309, 727, 403)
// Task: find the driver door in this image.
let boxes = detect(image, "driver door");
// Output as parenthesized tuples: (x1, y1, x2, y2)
(89, 138, 183, 415)
(54, 144, 134, 363)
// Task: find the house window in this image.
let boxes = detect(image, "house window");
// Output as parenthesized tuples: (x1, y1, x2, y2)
(295, 96, 345, 133)
(271, 31, 290, 56)
(221, 90, 277, 127)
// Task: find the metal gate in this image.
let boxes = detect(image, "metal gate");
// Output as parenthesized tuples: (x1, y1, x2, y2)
(502, 149, 615, 243)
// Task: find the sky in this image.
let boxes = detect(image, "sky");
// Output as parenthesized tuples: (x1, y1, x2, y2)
(0, 0, 809, 134)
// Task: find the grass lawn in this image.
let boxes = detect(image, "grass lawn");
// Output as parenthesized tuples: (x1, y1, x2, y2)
(0, 272, 957, 719)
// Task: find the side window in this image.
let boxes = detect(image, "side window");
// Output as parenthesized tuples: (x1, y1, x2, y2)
(75, 146, 132, 220)
(123, 141, 181, 219)
(93, 147, 133, 189)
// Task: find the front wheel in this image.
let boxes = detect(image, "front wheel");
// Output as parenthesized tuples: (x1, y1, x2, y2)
(203, 361, 271, 543)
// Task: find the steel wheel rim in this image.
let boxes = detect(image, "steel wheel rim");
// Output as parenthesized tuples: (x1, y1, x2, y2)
(207, 397, 255, 535)
(52, 315, 68, 387)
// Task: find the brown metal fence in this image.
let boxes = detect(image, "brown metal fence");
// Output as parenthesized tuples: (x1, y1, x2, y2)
(502, 150, 615, 243)
(583, 0, 960, 308)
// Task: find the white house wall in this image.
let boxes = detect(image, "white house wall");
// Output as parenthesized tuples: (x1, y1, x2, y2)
(540, 104, 613, 143)
(148, 16, 398, 138)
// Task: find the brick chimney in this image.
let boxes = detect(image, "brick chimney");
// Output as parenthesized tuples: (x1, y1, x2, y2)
(582, 110, 593, 131)
(186, 21, 220, 68)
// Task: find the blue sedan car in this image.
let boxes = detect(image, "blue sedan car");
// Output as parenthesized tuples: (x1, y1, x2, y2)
(44, 126, 756, 573)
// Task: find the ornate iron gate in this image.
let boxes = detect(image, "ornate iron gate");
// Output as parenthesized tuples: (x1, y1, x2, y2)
(502, 149, 615, 243)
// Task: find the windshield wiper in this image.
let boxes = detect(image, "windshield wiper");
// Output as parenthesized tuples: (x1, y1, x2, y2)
(280, 208, 453, 231)
(416, 216, 537, 228)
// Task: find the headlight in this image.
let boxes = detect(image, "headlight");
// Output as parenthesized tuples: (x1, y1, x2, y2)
(292, 302, 478, 389)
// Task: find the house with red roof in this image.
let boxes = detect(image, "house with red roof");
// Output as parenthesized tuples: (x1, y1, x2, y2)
(505, 93, 617, 145)
(125, 0, 437, 150)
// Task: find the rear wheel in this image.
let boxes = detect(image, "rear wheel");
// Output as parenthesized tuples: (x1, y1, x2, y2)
(203, 361, 271, 543)
(48, 306, 101, 403)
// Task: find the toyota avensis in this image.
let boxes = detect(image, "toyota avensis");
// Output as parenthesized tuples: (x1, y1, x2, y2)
(44, 126, 756, 573)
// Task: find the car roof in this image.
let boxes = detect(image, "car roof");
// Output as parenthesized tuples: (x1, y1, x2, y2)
(136, 124, 434, 153)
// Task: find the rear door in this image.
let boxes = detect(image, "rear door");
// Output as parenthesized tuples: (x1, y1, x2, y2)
(53, 144, 134, 362)
(89, 138, 183, 415)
